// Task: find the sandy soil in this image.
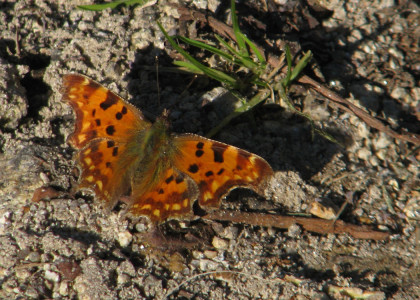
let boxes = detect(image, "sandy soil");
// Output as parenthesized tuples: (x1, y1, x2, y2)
(0, 0, 418, 299)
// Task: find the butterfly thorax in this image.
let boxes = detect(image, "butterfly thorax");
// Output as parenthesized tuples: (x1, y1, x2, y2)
(128, 117, 176, 192)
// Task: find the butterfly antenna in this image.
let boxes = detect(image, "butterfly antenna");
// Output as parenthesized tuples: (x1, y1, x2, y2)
(155, 55, 161, 107)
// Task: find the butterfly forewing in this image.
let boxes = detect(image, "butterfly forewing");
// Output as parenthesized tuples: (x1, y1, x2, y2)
(173, 134, 273, 208)
(62, 74, 150, 208)
(62, 74, 150, 148)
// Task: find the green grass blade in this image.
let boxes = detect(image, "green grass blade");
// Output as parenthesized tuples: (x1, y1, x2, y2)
(230, 0, 248, 56)
(158, 22, 238, 87)
(176, 36, 235, 63)
(78, 0, 153, 11)
(290, 50, 312, 82)
(239, 32, 266, 64)
(214, 35, 258, 71)
(284, 44, 293, 86)
(215, 35, 241, 57)
(173, 61, 205, 75)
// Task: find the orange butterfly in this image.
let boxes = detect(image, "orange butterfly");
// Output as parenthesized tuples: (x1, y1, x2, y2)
(61, 74, 273, 222)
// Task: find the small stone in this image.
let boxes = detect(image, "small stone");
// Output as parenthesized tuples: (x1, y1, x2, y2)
(74, 280, 88, 295)
(199, 259, 218, 271)
(390, 87, 406, 100)
(117, 231, 133, 248)
(369, 155, 380, 167)
(15, 269, 31, 280)
(309, 201, 337, 220)
(212, 236, 228, 250)
(118, 261, 136, 277)
(388, 179, 399, 191)
(117, 273, 131, 285)
(373, 133, 391, 149)
(220, 226, 239, 240)
(287, 223, 302, 238)
(135, 222, 148, 233)
(357, 148, 371, 160)
(192, 250, 204, 259)
(25, 287, 39, 298)
(27, 251, 41, 263)
(204, 250, 218, 259)
(44, 270, 60, 282)
(375, 149, 387, 161)
(59, 282, 68, 296)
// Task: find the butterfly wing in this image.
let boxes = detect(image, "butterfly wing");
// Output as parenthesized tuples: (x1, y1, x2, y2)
(128, 168, 198, 222)
(62, 74, 151, 207)
(62, 74, 150, 148)
(173, 134, 273, 209)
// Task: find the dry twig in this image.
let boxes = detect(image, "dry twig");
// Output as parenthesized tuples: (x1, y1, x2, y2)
(204, 211, 390, 240)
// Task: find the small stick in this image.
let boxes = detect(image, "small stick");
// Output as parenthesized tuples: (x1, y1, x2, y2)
(203, 210, 390, 240)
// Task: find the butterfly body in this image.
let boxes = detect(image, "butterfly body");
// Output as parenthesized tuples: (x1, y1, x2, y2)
(62, 74, 273, 222)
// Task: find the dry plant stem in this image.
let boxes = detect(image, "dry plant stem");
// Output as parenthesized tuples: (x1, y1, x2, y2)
(203, 211, 390, 240)
(298, 75, 420, 145)
(176, 5, 420, 146)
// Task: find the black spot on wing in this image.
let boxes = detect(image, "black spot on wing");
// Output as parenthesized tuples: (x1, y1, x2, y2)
(106, 125, 115, 136)
(205, 171, 213, 177)
(217, 168, 224, 175)
(188, 164, 199, 173)
(92, 109, 96, 117)
(211, 143, 227, 163)
(100, 91, 118, 110)
(195, 150, 204, 157)
(165, 175, 174, 184)
(196, 142, 204, 149)
(116, 112, 123, 120)
(175, 176, 183, 184)
(95, 119, 101, 126)
(158, 189, 164, 194)
(121, 106, 127, 114)
(112, 147, 118, 156)
(106, 162, 111, 168)
(107, 140, 115, 148)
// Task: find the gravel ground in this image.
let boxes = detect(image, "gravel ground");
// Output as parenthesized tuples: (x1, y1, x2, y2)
(0, 0, 419, 299)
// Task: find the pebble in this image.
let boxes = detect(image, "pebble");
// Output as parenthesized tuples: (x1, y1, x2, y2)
(59, 282, 68, 296)
(117, 273, 131, 285)
(357, 148, 371, 161)
(117, 231, 133, 248)
(135, 222, 148, 233)
(212, 236, 229, 250)
(373, 133, 391, 149)
(15, 269, 31, 280)
(204, 250, 218, 259)
(192, 250, 204, 259)
(287, 223, 302, 238)
(44, 270, 60, 282)
(375, 149, 387, 161)
(27, 251, 41, 263)
(199, 259, 219, 271)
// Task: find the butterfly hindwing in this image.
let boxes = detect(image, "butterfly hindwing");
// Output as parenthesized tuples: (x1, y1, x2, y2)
(128, 168, 198, 222)
(173, 134, 273, 208)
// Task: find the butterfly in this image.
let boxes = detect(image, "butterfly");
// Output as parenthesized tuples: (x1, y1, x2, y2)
(61, 74, 273, 222)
